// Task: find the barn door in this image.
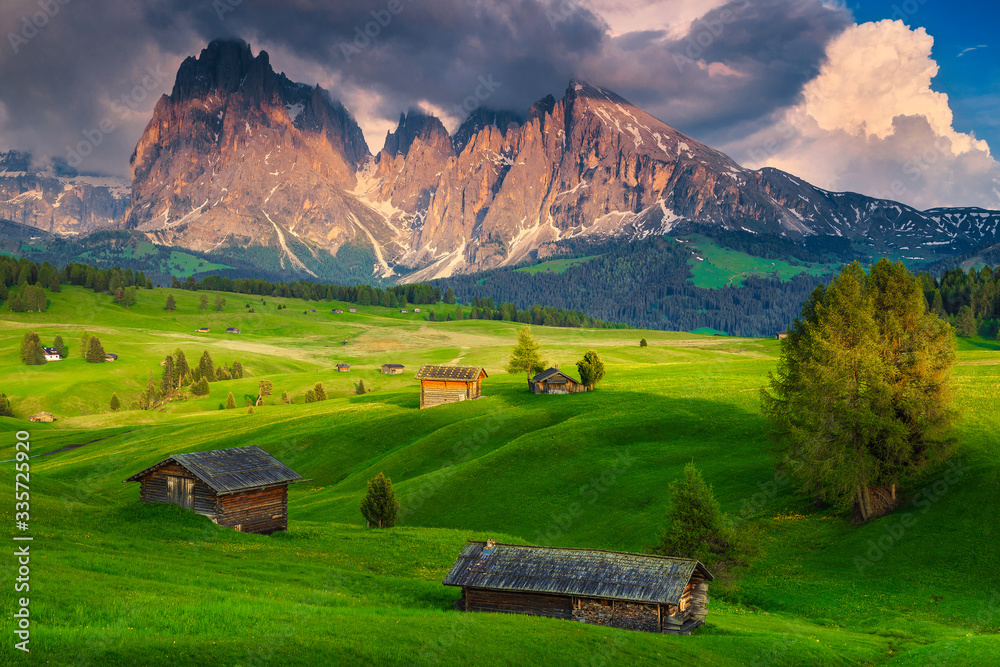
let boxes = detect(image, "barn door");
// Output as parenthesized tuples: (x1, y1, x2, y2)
(166, 476, 195, 509)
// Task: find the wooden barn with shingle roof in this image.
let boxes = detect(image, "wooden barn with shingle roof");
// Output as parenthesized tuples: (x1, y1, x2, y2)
(443, 540, 713, 634)
(528, 367, 586, 394)
(124, 445, 301, 534)
(414, 364, 487, 409)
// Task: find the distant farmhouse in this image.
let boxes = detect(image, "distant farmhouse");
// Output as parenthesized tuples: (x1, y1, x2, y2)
(42, 347, 62, 361)
(400, 309, 408, 314)
(124, 445, 301, 534)
(776, 332, 788, 340)
(29, 412, 55, 423)
(196, 327, 210, 333)
(332, 309, 344, 314)
(414, 364, 487, 409)
(337, 363, 351, 372)
(413, 308, 421, 313)
(443, 540, 712, 634)
(381, 363, 405, 375)
(226, 327, 241, 334)
(348, 307, 357, 313)
(528, 368, 586, 394)
(104, 353, 119, 362)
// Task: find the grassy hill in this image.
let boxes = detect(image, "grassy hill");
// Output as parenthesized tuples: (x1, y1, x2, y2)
(1, 286, 998, 665)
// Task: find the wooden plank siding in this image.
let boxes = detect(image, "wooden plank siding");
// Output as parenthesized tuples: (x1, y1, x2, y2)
(215, 486, 288, 534)
(138, 462, 217, 518)
(420, 379, 481, 409)
(465, 588, 573, 620)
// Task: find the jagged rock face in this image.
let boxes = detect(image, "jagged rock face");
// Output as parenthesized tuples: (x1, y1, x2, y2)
(0, 151, 129, 235)
(124, 39, 398, 276)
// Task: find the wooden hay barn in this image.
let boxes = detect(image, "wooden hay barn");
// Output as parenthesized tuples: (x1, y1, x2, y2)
(226, 327, 242, 334)
(528, 368, 587, 394)
(348, 307, 357, 313)
(196, 327, 210, 333)
(104, 353, 119, 362)
(776, 332, 788, 340)
(414, 364, 487, 409)
(332, 309, 344, 314)
(29, 412, 55, 423)
(337, 363, 351, 372)
(123, 445, 302, 534)
(443, 540, 713, 634)
(381, 363, 405, 375)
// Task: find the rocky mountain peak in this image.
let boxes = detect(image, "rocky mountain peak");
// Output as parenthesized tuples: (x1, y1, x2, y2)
(453, 108, 524, 154)
(380, 111, 452, 158)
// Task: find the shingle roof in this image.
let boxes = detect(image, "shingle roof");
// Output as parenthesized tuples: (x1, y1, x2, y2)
(414, 364, 487, 381)
(124, 445, 301, 495)
(529, 368, 577, 384)
(382, 363, 405, 369)
(443, 541, 712, 605)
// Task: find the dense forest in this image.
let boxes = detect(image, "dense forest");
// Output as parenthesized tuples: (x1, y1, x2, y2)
(440, 238, 832, 337)
(919, 264, 1000, 338)
(0, 255, 624, 330)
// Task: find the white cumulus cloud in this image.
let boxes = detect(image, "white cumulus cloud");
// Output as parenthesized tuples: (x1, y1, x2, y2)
(735, 19, 1000, 210)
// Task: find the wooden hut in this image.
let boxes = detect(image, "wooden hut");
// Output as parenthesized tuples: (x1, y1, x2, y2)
(775, 332, 788, 340)
(348, 307, 357, 313)
(226, 327, 242, 334)
(332, 309, 344, 314)
(414, 364, 487, 409)
(29, 412, 55, 423)
(123, 445, 301, 534)
(443, 540, 712, 634)
(337, 363, 351, 372)
(104, 353, 119, 362)
(528, 368, 586, 394)
(381, 364, 405, 375)
(196, 327, 210, 333)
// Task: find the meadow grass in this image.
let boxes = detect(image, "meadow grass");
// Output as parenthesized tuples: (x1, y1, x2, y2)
(0, 287, 997, 665)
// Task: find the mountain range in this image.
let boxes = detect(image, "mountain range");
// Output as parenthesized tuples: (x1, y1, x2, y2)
(4, 38, 1000, 284)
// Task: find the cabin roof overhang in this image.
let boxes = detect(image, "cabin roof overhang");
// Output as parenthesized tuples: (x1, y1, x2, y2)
(414, 364, 488, 382)
(529, 368, 578, 384)
(123, 445, 302, 495)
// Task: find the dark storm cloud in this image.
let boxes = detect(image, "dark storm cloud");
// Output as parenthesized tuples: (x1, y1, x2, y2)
(0, 0, 849, 176)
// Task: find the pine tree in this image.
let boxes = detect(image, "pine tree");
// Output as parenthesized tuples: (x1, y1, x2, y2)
(80, 332, 92, 359)
(257, 380, 273, 406)
(162, 356, 176, 394)
(232, 360, 244, 379)
(226, 392, 236, 409)
(505, 325, 545, 378)
(53, 335, 66, 358)
(576, 350, 606, 390)
(304, 389, 317, 403)
(109, 393, 120, 412)
(174, 350, 190, 384)
(956, 305, 976, 337)
(86, 336, 106, 363)
(314, 382, 327, 401)
(0, 393, 13, 418)
(360, 472, 399, 528)
(199, 294, 208, 310)
(191, 376, 210, 396)
(654, 462, 751, 568)
(356, 380, 366, 395)
(20, 331, 43, 365)
(640, 338, 648, 347)
(198, 350, 215, 381)
(164, 294, 176, 311)
(281, 391, 291, 404)
(444, 286, 456, 304)
(214, 295, 226, 311)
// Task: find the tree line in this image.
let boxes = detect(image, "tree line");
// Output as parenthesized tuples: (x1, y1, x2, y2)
(917, 263, 1000, 338)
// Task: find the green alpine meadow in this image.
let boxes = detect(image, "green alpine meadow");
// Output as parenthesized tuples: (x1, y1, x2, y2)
(2, 282, 999, 665)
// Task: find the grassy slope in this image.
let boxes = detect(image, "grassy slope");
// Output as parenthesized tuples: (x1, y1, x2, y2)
(514, 255, 601, 275)
(1, 287, 998, 665)
(679, 235, 837, 288)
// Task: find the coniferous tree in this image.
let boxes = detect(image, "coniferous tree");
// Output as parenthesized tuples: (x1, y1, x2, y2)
(8, 294, 23, 312)
(80, 332, 92, 359)
(444, 286, 456, 304)
(225, 392, 236, 409)
(214, 295, 226, 311)
(654, 462, 752, 569)
(231, 361, 244, 379)
(761, 260, 957, 523)
(162, 356, 176, 394)
(360, 472, 399, 528)
(576, 350, 606, 390)
(356, 380, 366, 395)
(0, 393, 14, 418)
(199, 294, 208, 310)
(955, 305, 976, 337)
(53, 335, 66, 358)
(20, 332, 44, 365)
(85, 336, 106, 363)
(191, 376, 210, 396)
(174, 350, 190, 384)
(304, 389, 317, 403)
(198, 350, 215, 381)
(256, 380, 273, 406)
(505, 325, 545, 378)
(640, 338, 648, 347)
(109, 392, 120, 412)
(314, 382, 327, 401)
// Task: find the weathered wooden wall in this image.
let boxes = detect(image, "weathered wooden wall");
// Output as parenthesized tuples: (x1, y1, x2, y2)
(420, 379, 475, 409)
(214, 486, 288, 534)
(465, 588, 573, 619)
(138, 462, 217, 517)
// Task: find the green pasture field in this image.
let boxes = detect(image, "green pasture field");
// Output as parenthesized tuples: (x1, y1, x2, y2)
(514, 255, 601, 275)
(1, 286, 998, 665)
(678, 235, 838, 288)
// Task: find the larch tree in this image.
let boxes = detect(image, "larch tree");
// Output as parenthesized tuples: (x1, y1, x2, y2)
(198, 350, 215, 381)
(761, 260, 957, 523)
(225, 392, 236, 409)
(314, 382, 327, 401)
(162, 356, 176, 394)
(85, 336, 106, 363)
(576, 350, 606, 390)
(165, 294, 176, 311)
(505, 325, 546, 378)
(109, 393, 120, 412)
(0, 393, 14, 417)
